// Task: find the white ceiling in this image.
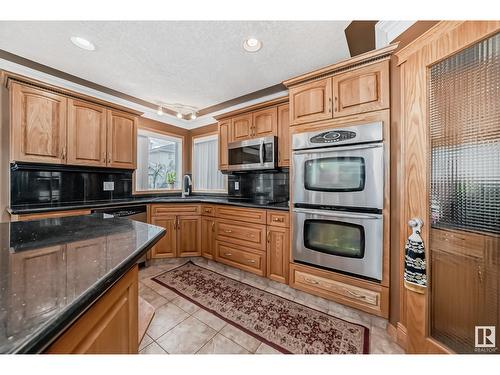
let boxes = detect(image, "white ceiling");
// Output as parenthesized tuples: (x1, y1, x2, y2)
(0, 21, 351, 113)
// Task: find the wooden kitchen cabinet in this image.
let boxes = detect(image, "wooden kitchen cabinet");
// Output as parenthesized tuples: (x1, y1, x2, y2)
(67, 99, 107, 167)
(177, 215, 202, 257)
(332, 60, 389, 117)
(47, 266, 138, 354)
(231, 113, 253, 141)
(150, 215, 177, 258)
(289, 77, 333, 125)
(252, 107, 277, 137)
(218, 120, 230, 171)
(277, 104, 290, 167)
(106, 109, 137, 169)
(266, 226, 290, 284)
(201, 216, 216, 260)
(10, 82, 67, 164)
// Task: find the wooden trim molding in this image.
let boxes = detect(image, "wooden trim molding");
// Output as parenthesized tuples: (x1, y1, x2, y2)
(214, 96, 288, 120)
(283, 43, 399, 87)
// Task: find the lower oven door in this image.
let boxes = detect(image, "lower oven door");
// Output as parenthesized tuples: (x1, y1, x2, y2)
(293, 208, 383, 281)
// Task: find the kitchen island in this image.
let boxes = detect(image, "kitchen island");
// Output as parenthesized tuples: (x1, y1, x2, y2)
(0, 214, 165, 353)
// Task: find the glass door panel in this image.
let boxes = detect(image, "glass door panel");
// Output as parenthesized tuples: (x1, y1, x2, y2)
(428, 32, 500, 353)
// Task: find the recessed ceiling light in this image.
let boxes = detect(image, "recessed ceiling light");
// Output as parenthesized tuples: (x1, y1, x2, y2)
(190, 112, 197, 120)
(157, 106, 163, 116)
(176, 112, 183, 119)
(70, 36, 95, 51)
(243, 38, 262, 53)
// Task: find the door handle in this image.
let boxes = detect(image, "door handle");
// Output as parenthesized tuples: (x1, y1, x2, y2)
(259, 139, 264, 165)
(267, 230, 271, 243)
(329, 97, 332, 113)
(211, 222, 215, 232)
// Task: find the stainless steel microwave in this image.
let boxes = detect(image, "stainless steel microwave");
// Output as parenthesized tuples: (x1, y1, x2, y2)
(227, 136, 278, 172)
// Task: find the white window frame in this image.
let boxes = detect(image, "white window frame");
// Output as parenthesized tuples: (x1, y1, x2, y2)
(134, 129, 183, 193)
(192, 133, 227, 193)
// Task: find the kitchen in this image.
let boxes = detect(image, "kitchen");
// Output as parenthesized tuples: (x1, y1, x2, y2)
(0, 3, 499, 373)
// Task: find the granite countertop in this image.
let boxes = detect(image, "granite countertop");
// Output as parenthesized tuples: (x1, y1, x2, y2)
(0, 214, 165, 353)
(9, 195, 291, 214)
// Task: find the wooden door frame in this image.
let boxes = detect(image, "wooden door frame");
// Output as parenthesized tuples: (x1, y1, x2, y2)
(395, 21, 500, 354)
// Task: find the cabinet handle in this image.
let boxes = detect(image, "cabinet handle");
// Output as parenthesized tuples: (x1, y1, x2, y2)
(334, 96, 338, 112)
(224, 229, 232, 233)
(273, 217, 284, 222)
(211, 222, 215, 232)
(304, 277, 319, 285)
(267, 230, 271, 243)
(478, 264, 483, 283)
(247, 259, 256, 264)
(108, 153, 112, 164)
(345, 289, 366, 300)
(61, 146, 66, 160)
(224, 252, 232, 257)
(329, 98, 332, 113)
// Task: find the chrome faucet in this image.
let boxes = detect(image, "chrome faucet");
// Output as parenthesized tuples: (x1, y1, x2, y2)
(181, 174, 192, 198)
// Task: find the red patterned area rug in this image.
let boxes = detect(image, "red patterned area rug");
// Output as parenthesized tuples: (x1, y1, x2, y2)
(151, 262, 369, 354)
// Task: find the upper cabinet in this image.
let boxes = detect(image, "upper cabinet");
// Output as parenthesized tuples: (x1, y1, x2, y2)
(107, 110, 137, 169)
(67, 99, 107, 167)
(231, 113, 253, 141)
(332, 60, 389, 117)
(218, 120, 231, 171)
(11, 83, 67, 165)
(289, 78, 333, 125)
(277, 104, 290, 167)
(283, 46, 395, 126)
(8, 78, 140, 169)
(252, 107, 277, 137)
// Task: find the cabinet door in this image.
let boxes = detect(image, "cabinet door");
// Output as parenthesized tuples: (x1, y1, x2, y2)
(253, 107, 277, 137)
(177, 215, 201, 257)
(201, 217, 216, 260)
(266, 227, 289, 284)
(8, 245, 66, 335)
(10, 83, 67, 164)
(218, 120, 231, 171)
(277, 104, 290, 167)
(66, 238, 107, 300)
(231, 113, 253, 141)
(67, 99, 107, 167)
(289, 78, 333, 125)
(106, 110, 137, 169)
(332, 60, 389, 117)
(150, 216, 177, 258)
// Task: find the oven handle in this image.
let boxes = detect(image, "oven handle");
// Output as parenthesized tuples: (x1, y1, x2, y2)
(292, 143, 382, 155)
(293, 208, 382, 220)
(259, 139, 264, 165)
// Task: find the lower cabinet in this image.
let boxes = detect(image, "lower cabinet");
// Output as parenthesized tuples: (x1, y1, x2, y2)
(150, 213, 201, 258)
(46, 266, 139, 354)
(215, 241, 266, 276)
(201, 216, 216, 259)
(266, 226, 290, 284)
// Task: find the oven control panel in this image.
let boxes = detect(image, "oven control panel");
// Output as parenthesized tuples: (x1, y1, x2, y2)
(309, 130, 356, 144)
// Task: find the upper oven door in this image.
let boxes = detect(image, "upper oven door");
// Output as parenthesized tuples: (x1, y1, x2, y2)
(292, 143, 384, 209)
(227, 136, 277, 171)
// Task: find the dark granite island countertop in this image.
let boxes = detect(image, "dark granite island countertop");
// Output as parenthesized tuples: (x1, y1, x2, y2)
(0, 214, 165, 353)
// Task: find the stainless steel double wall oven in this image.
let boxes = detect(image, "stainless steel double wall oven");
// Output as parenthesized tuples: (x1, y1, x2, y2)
(292, 122, 384, 281)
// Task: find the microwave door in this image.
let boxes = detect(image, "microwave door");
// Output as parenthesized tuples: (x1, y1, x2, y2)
(292, 143, 384, 209)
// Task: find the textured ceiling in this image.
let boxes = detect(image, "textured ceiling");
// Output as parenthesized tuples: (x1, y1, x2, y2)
(0, 21, 351, 111)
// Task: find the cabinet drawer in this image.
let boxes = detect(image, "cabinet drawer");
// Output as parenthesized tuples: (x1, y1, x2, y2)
(201, 205, 215, 217)
(215, 205, 266, 224)
(290, 264, 388, 317)
(215, 241, 265, 276)
(216, 219, 266, 250)
(266, 211, 290, 228)
(150, 204, 201, 216)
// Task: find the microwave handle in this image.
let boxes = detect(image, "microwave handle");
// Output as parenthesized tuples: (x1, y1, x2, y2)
(293, 143, 382, 155)
(259, 139, 264, 165)
(293, 208, 381, 220)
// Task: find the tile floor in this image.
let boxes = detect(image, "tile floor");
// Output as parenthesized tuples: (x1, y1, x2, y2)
(138, 257, 405, 354)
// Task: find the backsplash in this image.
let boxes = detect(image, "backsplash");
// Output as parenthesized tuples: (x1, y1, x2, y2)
(228, 170, 289, 203)
(10, 163, 133, 206)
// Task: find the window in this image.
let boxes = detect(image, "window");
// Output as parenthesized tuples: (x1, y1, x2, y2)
(136, 129, 183, 191)
(192, 134, 227, 192)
